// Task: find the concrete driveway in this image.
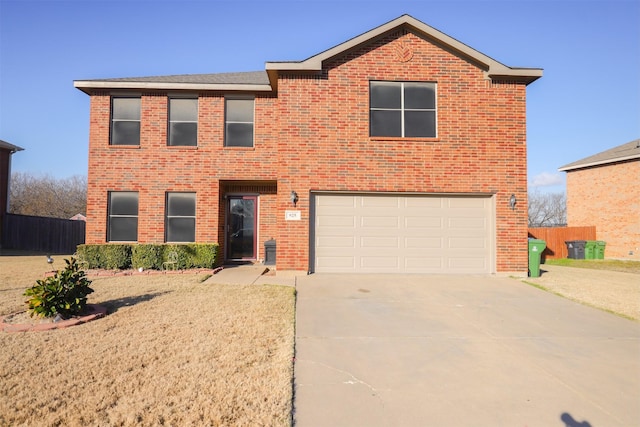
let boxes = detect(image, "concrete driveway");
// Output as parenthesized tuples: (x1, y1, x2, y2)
(293, 274, 640, 426)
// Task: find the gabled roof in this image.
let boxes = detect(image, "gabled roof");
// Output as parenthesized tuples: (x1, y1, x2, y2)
(558, 139, 640, 172)
(74, 14, 542, 94)
(266, 14, 543, 85)
(0, 139, 24, 153)
(74, 71, 270, 94)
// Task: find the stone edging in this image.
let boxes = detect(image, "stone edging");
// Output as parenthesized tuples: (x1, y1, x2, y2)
(1, 304, 108, 333)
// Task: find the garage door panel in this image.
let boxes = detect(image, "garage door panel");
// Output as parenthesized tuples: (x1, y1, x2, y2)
(404, 197, 443, 208)
(317, 215, 356, 228)
(449, 217, 485, 229)
(361, 236, 399, 248)
(405, 237, 442, 249)
(316, 256, 355, 269)
(404, 257, 443, 269)
(360, 256, 399, 268)
(449, 236, 486, 249)
(448, 198, 486, 208)
(314, 194, 493, 274)
(448, 257, 487, 269)
(316, 236, 355, 248)
(361, 196, 400, 208)
(361, 216, 399, 228)
(319, 195, 356, 207)
(405, 216, 443, 228)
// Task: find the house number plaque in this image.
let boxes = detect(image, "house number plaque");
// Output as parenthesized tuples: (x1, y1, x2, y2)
(285, 210, 301, 221)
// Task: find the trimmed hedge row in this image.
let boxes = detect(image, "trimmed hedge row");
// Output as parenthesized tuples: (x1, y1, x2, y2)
(76, 243, 219, 270)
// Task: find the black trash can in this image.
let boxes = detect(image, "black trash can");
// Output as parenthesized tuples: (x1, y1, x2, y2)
(565, 240, 586, 259)
(264, 239, 276, 265)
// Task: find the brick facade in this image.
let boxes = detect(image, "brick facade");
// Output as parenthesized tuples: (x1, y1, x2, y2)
(78, 16, 540, 274)
(566, 160, 640, 259)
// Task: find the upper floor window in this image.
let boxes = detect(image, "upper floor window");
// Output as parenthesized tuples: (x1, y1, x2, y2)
(225, 98, 254, 147)
(166, 192, 196, 242)
(168, 98, 198, 146)
(370, 81, 436, 138)
(107, 191, 138, 242)
(111, 97, 140, 145)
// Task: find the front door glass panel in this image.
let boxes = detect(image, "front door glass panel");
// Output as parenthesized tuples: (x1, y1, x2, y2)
(227, 196, 256, 259)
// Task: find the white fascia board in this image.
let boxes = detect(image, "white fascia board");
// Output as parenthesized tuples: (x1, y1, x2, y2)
(73, 81, 273, 92)
(558, 155, 640, 172)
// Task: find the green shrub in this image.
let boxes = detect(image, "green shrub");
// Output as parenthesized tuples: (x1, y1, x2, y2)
(24, 257, 94, 318)
(132, 244, 163, 270)
(76, 244, 103, 269)
(101, 244, 132, 269)
(193, 244, 218, 268)
(73, 243, 218, 270)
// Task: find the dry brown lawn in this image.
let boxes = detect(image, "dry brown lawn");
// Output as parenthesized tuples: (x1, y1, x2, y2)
(0, 255, 295, 426)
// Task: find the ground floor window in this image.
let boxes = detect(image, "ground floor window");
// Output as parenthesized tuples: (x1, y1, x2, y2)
(107, 192, 138, 242)
(166, 192, 196, 242)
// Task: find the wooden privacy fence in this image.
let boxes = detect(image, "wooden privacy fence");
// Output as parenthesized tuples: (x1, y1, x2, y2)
(1, 214, 86, 254)
(528, 226, 596, 260)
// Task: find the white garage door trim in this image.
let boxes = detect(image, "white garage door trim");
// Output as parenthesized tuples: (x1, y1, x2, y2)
(310, 192, 495, 274)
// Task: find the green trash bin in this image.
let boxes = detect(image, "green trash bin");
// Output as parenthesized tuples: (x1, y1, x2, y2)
(528, 239, 546, 278)
(584, 241, 597, 260)
(595, 241, 606, 259)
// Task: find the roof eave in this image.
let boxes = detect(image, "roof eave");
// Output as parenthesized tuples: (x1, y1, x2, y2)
(0, 140, 24, 153)
(73, 80, 273, 95)
(265, 14, 543, 85)
(558, 154, 640, 172)
(487, 68, 544, 85)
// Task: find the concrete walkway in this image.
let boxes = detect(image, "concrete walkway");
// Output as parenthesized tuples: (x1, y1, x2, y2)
(205, 264, 297, 286)
(293, 274, 640, 426)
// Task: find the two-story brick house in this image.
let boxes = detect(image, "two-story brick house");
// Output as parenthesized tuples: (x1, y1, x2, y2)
(559, 139, 640, 260)
(74, 15, 542, 275)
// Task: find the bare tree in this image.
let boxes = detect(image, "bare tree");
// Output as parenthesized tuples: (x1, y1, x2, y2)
(9, 172, 87, 219)
(528, 189, 566, 227)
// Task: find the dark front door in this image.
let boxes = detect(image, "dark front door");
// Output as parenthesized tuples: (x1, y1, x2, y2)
(227, 196, 256, 260)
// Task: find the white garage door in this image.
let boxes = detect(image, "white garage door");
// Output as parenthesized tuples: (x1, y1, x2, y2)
(312, 194, 494, 274)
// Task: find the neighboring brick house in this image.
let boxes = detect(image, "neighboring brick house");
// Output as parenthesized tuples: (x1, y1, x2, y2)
(0, 139, 24, 248)
(559, 139, 640, 260)
(74, 15, 542, 275)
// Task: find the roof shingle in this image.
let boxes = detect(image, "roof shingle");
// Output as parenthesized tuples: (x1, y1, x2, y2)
(558, 139, 640, 171)
(84, 71, 269, 86)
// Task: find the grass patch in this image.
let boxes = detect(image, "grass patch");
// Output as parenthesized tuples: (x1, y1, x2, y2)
(0, 255, 295, 426)
(523, 280, 636, 321)
(544, 258, 640, 274)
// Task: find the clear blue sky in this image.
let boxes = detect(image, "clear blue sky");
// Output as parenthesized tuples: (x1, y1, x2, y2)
(1, 0, 639, 193)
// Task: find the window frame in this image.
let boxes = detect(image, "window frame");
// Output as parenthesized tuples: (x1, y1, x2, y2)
(224, 96, 255, 147)
(165, 192, 196, 243)
(369, 81, 437, 138)
(110, 97, 141, 146)
(168, 97, 198, 147)
(107, 191, 139, 242)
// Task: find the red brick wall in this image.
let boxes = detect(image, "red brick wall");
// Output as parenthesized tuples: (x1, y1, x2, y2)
(85, 29, 530, 273)
(566, 160, 640, 259)
(275, 31, 529, 272)
(86, 93, 278, 247)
